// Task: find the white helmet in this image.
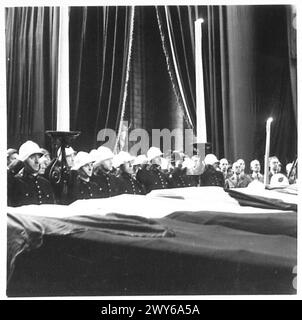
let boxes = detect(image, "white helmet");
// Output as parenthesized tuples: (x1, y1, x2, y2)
(96, 146, 114, 162)
(89, 149, 99, 162)
(160, 158, 169, 170)
(113, 151, 135, 168)
(72, 151, 94, 171)
(133, 154, 148, 166)
(57, 146, 76, 160)
(182, 157, 195, 170)
(147, 147, 163, 161)
(204, 154, 219, 166)
(270, 173, 289, 187)
(18, 140, 43, 162)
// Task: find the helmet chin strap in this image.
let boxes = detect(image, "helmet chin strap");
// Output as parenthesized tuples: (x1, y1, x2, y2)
(78, 170, 90, 182)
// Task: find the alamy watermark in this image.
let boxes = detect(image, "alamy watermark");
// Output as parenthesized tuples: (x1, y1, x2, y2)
(97, 121, 207, 160)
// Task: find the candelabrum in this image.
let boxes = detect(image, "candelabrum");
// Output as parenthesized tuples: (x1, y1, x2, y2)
(45, 130, 81, 204)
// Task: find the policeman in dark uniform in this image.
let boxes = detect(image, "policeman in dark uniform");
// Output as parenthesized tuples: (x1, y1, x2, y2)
(68, 151, 101, 203)
(8, 140, 55, 207)
(136, 147, 170, 193)
(115, 151, 146, 195)
(169, 157, 198, 188)
(91, 146, 122, 197)
(200, 154, 225, 187)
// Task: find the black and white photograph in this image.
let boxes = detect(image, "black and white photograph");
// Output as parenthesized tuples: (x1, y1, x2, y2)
(2, 1, 299, 299)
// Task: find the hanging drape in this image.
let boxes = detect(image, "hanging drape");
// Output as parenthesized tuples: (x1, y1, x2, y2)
(286, 5, 297, 124)
(6, 5, 296, 165)
(6, 7, 59, 150)
(156, 5, 297, 166)
(156, 6, 199, 132)
(69, 6, 134, 152)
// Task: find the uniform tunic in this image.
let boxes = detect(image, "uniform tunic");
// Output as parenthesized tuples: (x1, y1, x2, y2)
(168, 167, 198, 188)
(136, 164, 170, 193)
(200, 165, 225, 187)
(68, 176, 101, 203)
(91, 170, 123, 198)
(9, 171, 55, 207)
(118, 172, 146, 195)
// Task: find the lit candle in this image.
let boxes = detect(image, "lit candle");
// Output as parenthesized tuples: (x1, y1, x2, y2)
(57, 6, 70, 131)
(195, 18, 207, 144)
(264, 117, 273, 186)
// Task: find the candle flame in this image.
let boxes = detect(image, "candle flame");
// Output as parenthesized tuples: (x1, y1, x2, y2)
(267, 117, 273, 123)
(196, 18, 204, 23)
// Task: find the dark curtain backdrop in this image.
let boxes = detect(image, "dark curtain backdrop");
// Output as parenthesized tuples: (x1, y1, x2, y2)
(6, 7, 59, 150)
(156, 6, 200, 132)
(6, 6, 297, 166)
(69, 6, 134, 152)
(156, 5, 297, 166)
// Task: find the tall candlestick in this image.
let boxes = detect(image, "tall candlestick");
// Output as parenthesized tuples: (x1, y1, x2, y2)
(195, 18, 207, 144)
(264, 117, 273, 186)
(57, 6, 70, 131)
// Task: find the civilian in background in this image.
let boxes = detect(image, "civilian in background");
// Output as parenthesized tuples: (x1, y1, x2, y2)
(248, 159, 264, 183)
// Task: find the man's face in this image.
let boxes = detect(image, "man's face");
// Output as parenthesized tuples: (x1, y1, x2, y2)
(101, 158, 113, 171)
(152, 156, 162, 166)
(25, 154, 41, 173)
(212, 162, 220, 170)
(238, 159, 245, 172)
(220, 159, 228, 172)
(233, 163, 241, 175)
(7, 153, 18, 166)
(227, 167, 234, 177)
(80, 162, 94, 178)
(123, 161, 134, 174)
(66, 153, 75, 168)
(270, 158, 280, 172)
(251, 161, 261, 173)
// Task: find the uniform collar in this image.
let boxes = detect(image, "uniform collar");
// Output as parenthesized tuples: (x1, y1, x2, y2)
(150, 164, 160, 171)
(96, 168, 111, 176)
(121, 171, 133, 179)
(22, 169, 39, 179)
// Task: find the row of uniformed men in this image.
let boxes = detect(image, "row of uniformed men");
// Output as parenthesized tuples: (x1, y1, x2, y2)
(7, 141, 295, 207)
(7, 141, 201, 207)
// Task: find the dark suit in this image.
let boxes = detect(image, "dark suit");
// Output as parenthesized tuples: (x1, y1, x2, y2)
(225, 173, 252, 188)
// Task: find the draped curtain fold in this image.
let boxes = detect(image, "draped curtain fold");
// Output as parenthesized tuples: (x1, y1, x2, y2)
(69, 6, 134, 152)
(6, 7, 59, 150)
(156, 6, 198, 132)
(155, 5, 297, 165)
(156, 5, 227, 154)
(6, 5, 296, 165)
